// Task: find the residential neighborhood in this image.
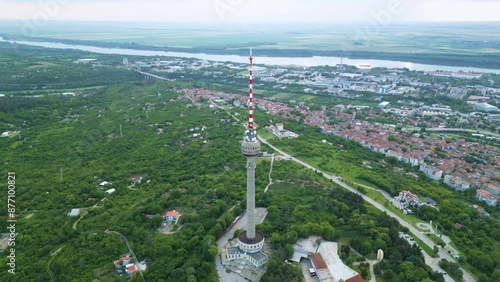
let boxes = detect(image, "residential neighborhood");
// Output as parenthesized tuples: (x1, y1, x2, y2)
(178, 83, 499, 207)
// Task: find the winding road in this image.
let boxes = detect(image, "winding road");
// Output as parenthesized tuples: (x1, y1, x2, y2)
(258, 135, 475, 282)
(215, 101, 474, 281)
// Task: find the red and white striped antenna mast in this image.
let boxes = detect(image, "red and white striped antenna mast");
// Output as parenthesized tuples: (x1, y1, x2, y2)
(248, 48, 254, 130)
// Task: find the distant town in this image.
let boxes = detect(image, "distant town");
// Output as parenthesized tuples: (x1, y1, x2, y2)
(3, 55, 499, 209)
(179, 85, 499, 207)
(1, 48, 499, 282)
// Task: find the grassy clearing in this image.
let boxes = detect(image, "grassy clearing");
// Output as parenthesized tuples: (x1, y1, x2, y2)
(298, 95, 315, 101)
(365, 205, 382, 216)
(363, 189, 425, 228)
(258, 129, 277, 140)
(352, 264, 372, 281)
(256, 157, 272, 166)
(408, 231, 435, 257)
(272, 93, 289, 99)
(27, 61, 59, 69)
(4, 86, 106, 95)
(336, 229, 365, 245)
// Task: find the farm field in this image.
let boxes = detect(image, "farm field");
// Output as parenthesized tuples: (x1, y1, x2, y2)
(1, 21, 499, 56)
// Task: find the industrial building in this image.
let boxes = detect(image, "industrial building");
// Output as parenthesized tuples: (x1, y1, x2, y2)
(378, 101, 391, 109)
(487, 114, 500, 121)
(291, 237, 363, 282)
(474, 103, 499, 113)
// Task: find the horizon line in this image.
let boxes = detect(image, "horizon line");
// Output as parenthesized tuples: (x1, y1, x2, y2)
(0, 19, 500, 24)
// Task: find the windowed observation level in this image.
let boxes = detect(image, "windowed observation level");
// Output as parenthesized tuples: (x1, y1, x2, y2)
(242, 132, 261, 157)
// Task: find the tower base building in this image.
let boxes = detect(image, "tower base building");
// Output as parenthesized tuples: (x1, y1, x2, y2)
(225, 229, 267, 268)
(238, 230, 265, 254)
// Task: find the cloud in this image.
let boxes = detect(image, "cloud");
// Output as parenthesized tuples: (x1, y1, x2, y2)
(0, 0, 499, 22)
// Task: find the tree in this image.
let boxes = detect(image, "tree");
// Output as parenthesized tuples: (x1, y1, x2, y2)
(151, 214, 163, 229)
(322, 224, 336, 241)
(285, 244, 294, 259)
(374, 238, 387, 251)
(407, 255, 425, 268)
(433, 245, 439, 257)
(491, 269, 500, 282)
(130, 275, 144, 282)
(373, 263, 382, 276)
(208, 245, 218, 260)
(400, 261, 429, 282)
(360, 241, 372, 255)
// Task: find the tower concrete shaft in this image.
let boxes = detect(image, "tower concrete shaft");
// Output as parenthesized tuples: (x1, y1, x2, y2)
(246, 156, 257, 240)
(241, 48, 260, 241)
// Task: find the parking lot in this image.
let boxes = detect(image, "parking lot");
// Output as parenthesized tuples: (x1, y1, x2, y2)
(300, 259, 319, 282)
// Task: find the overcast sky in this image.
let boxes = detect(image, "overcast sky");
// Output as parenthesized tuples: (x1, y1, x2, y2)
(0, 0, 499, 22)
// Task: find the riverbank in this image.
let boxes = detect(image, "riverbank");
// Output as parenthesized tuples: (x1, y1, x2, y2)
(1, 34, 500, 72)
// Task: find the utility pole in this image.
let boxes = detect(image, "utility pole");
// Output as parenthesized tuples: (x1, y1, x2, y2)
(120, 124, 123, 137)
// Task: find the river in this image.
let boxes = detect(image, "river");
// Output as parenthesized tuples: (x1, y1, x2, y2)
(2, 37, 499, 74)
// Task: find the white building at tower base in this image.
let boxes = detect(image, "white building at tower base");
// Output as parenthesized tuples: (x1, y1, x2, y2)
(225, 229, 267, 267)
(226, 246, 268, 268)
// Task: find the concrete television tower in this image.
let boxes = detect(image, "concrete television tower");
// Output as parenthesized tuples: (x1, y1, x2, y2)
(224, 49, 267, 272)
(238, 48, 265, 253)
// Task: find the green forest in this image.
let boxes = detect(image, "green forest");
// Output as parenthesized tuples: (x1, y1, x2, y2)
(0, 81, 268, 281)
(259, 162, 445, 282)
(0, 44, 499, 282)
(0, 79, 442, 282)
(0, 42, 142, 93)
(261, 118, 500, 281)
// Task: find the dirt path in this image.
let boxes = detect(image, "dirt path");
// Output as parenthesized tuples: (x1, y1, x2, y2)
(46, 245, 65, 281)
(264, 153, 275, 193)
(72, 197, 106, 230)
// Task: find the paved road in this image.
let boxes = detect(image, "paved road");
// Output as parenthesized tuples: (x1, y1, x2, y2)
(426, 127, 500, 139)
(215, 254, 248, 282)
(216, 213, 250, 282)
(135, 70, 171, 81)
(108, 230, 146, 282)
(216, 208, 269, 282)
(300, 259, 320, 282)
(217, 213, 247, 250)
(258, 135, 475, 282)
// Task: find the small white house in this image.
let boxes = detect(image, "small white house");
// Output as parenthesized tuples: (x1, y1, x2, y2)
(105, 188, 116, 194)
(68, 209, 80, 217)
(97, 181, 112, 188)
(131, 176, 143, 184)
(165, 210, 181, 223)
